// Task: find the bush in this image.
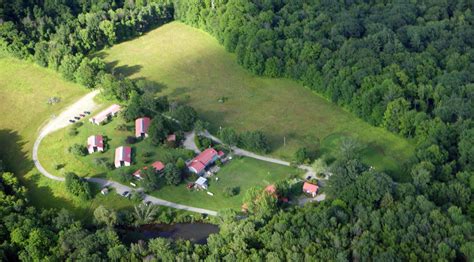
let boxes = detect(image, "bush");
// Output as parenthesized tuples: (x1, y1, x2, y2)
(218, 127, 240, 146)
(143, 151, 154, 158)
(118, 169, 133, 184)
(65, 172, 92, 200)
(68, 127, 78, 137)
(93, 157, 114, 170)
(239, 130, 270, 153)
(295, 147, 310, 164)
(116, 124, 128, 131)
(68, 144, 87, 156)
(223, 186, 240, 197)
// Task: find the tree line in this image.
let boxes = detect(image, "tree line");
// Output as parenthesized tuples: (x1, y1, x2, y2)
(0, 0, 472, 260)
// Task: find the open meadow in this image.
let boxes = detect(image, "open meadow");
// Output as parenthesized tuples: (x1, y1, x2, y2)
(0, 57, 135, 221)
(97, 22, 414, 181)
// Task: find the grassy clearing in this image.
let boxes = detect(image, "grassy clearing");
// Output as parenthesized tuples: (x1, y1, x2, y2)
(39, 113, 301, 210)
(38, 114, 194, 179)
(97, 21, 414, 181)
(150, 157, 300, 211)
(0, 56, 135, 221)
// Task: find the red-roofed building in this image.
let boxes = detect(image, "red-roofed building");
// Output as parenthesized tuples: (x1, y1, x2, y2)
(135, 117, 151, 138)
(265, 184, 277, 195)
(303, 182, 319, 197)
(167, 134, 176, 142)
(87, 135, 104, 154)
(90, 104, 121, 125)
(187, 148, 220, 175)
(133, 161, 165, 179)
(114, 146, 132, 168)
(217, 150, 225, 157)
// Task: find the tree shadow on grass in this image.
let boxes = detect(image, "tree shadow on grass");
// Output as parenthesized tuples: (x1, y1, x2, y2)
(112, 64, 143, 78)
(0, 129, 32, 175)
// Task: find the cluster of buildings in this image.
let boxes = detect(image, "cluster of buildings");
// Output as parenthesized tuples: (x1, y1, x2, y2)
(86, 104, 225, 188)
(84, 104, 318, 200)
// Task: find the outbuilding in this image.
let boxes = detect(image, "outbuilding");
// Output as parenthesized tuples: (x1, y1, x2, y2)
(115, 146, 132, 168)
(87, 135, 104, 154)
(303, 182, 319, 197)
(135, 117, 151, 138)
(195, 177, 208, 190)
(133, 161, 165, 179)
(89, 104, 121, 125)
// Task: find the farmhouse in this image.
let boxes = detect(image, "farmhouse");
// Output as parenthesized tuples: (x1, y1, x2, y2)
(135, 117, 151, 138)
(187, 148, 220, 175)
(87, 135, 104, 154)
(303, 182, 319, 197)
(89, 104, 121, 125)
(133, 161, 165, 179)
(195, 177, 208, 189)
(114, 146, 132, 168)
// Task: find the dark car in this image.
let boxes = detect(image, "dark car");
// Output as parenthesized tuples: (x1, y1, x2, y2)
(79, 114, 86, 117)
(122, 191, 130, 198)
(84, 111, 91, 115)
(69, 119, 75, 123)
(74, 116, 80, 120)
(144, 201, 152, 206)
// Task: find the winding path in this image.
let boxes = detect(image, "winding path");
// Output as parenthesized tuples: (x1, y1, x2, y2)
(32, 90, 217, 216)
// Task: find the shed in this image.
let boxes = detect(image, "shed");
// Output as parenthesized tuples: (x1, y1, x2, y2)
(114, 146, 132, 168)
(87, 135, 104, 154)
(195, 177, 208, 189)
(135, 117, 151, 138)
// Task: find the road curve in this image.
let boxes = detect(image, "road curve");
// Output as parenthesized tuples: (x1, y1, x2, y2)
(32, 90, 217, 216)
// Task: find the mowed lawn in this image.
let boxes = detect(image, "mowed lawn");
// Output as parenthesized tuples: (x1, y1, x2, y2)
(150, 157, 300, 211)
(39, 114, 301, 211)
(38, 113, 193, 179)
(97, 21, 414, 181)
(0, 57, 134, 221)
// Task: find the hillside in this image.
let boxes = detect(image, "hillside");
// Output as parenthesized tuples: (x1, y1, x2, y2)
(98, 22, 414, 181)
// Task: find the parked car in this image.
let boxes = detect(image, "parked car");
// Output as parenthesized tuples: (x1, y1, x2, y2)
(144, 201, 152, 206)
(84, 111, 91, 115)
(79, 114, 86, 117)
(74, 116, 80, 120)
(121, 191, 130, 198)
(69, 119, 75, 123)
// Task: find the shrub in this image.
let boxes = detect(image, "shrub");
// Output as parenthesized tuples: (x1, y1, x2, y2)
(223, 186, 240, 197)
(73, 122, 83, 128)
(65, 172, 92, 200)
(295, 147, 310, 164)
(239, 130, 270, 153)
(68, 127, 78, 137)
(116, 124, 128, 131)
(93, 157, 114, 170)
(218, 127, 239, 146)
(68, 144, 87, 156)
(143, 151, 154, 158)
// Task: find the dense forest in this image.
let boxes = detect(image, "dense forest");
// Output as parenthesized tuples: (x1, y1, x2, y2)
(0, 0, 473, 261)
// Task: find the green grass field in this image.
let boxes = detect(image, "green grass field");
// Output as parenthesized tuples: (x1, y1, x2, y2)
(39, 113, 301, 211)
(150, 157, 300, 211)
(38, 113, 194, 179)
(0, 56, 135, 221)
(97, 21, 414, 181)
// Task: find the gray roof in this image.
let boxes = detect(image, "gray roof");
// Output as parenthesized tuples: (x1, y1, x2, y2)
(196, 177, 208, 186)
